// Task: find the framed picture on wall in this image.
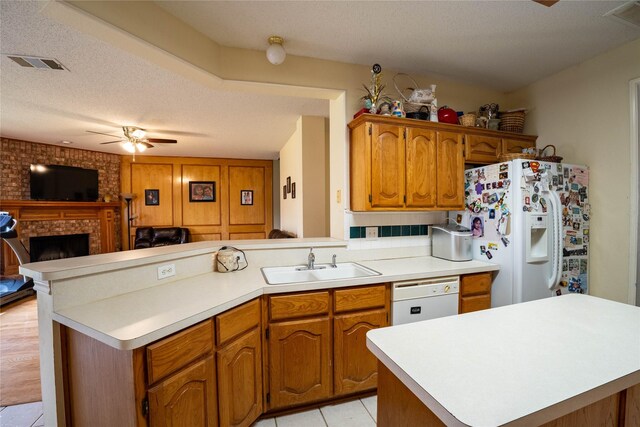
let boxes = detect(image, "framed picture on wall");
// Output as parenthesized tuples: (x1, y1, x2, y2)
(240, 190, 253, 205)
(292, 182, 296, 199)
(283, 185, 287, 199)
(286, 176, 291, 193)
(189, 181, 216, 202)
(144, 189, 159, 206)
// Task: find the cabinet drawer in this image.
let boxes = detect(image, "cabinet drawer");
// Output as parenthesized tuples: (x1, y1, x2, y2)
(147, 319, 214, 384)
(216, 298, 260, 346)
(465, 135, 501, 163)
(460, 273, 492, 296)
(334, 285, 386, 313)
(502, 138, 535, 155)
(269, 291, 330, 321)
(460, 294, 491, 314)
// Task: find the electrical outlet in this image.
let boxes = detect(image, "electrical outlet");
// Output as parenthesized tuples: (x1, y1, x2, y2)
(157, 263, 176, 280)
(365, 227, 378, 239)
(336, 190, 341, 204)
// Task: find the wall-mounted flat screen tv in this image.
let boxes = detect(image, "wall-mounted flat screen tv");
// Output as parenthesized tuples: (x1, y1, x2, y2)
(30, 164, 99, 201)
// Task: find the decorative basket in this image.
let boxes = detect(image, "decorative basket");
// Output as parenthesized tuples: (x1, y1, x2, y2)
(393, 73, 433, 113)
(539, 145, 563, 163)
(459, 113, 476, 127)
(497, 152, 537, 162)
(499, 110, 526, 133)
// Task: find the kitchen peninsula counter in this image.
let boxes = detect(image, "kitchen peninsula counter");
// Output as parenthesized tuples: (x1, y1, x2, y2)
(367, 294, 640, 426)
(30, 251, 497, 350)
(21, 239, 499, 426)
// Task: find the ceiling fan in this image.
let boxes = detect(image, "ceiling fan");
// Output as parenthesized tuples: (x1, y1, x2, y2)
(533, 0, 559, 7)
(86, 126, 177, 153)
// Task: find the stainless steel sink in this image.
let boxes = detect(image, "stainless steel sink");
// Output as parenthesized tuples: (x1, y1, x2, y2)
(261, 262, 381, 285)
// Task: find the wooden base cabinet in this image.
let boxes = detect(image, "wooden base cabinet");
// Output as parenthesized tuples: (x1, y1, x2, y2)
(216, 328, 262, 427)
(268, 317, 332, 409)
(265, 285, 390, 412)
(148, 356, 218, 427)
(334, 309, 387, 396)
(215, 298, 263, 427)
(459, 272, 493, 314)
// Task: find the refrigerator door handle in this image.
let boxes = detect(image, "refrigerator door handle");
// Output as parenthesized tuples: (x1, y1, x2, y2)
(547, 189, 563, 290)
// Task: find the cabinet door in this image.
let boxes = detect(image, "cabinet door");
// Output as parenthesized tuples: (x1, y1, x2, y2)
(334, 309, 388, 396)
(459, 273, 493, 314)
(502, 138, 535, 155)
(148, 356, 218, 427)
(370, 123, 405, 208)
(436, 131, 465, 208)
(405, 127, 437, 208)
(217, 328, 262, 427)
(268, 317, 331, 409)
(465, 135, 502, 164)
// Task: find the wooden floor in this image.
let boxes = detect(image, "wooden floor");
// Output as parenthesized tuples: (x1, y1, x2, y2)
(0, 296, 41, 406)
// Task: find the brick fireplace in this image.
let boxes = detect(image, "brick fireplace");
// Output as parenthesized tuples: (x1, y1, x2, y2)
(0, 137, 122, 275)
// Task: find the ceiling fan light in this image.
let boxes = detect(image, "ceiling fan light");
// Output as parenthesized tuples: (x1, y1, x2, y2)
(123, 140, 136, 153)
(266, 36, 286, 65)
(131, 128, 146, 139)
(135, 142, 148, 152)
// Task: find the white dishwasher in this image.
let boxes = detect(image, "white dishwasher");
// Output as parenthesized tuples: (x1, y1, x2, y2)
(391, 276, 460, 325)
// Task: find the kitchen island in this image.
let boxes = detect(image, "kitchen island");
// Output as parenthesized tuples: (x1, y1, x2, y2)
(367, 294, 640, 426)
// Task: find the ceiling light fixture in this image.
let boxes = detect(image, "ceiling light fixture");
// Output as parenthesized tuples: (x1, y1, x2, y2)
(266, 36, 286, 65)
(123, 140, 136, 153)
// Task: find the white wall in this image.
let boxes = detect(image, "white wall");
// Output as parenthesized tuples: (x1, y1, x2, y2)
(280, 116, 328, 237)
(507, 38, 640, 303)
(301, 116, 328, 237)
(280, 119, 304, 236)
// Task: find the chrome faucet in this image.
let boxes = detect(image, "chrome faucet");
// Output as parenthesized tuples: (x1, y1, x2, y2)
(307, 247, 315, 270)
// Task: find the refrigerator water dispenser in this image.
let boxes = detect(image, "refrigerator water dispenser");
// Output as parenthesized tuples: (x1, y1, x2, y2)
(526, 213, 549, 263)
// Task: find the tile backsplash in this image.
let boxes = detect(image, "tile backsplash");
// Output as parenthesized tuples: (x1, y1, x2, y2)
(349, 224, 429, 239)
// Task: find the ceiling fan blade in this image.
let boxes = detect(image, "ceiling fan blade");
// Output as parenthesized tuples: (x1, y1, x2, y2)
(147, 138, 177, 144)
(99, 140, 123, 145)
(533, 0, 559, 6)
(141, 141, 154, 149)
(87, 130, 120, 138)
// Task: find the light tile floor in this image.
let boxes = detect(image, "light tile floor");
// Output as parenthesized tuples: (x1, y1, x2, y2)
(0, 395, 377, 427)
(0, 402, 44, 427)
(253, 396, 377, 427)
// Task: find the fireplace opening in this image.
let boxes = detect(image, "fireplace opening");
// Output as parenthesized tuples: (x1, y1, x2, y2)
(29, 233, 90, 263)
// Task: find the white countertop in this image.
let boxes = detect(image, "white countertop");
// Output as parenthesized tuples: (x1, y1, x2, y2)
(366, 294, 640, 426)
(51, 256, 498, 350)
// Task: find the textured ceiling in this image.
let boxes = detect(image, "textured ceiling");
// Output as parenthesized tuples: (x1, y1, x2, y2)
(1, 1, 639, 159)
(0, 1, 328, 159)
(157, 0, 640, 92)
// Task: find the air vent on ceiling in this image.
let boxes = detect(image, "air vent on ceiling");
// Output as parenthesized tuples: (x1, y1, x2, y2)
(4, 55, 67, 71)
(604, 1, 640, 29)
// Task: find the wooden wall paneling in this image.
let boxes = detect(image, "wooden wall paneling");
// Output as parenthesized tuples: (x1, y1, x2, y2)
(181, 165, 222, 227)
(130, 163, 174, 227)
(228, 166, 266, 226)
(229, 232, 266, 240)
(189, 233, 222, 242)
(121, 156, 272, 244)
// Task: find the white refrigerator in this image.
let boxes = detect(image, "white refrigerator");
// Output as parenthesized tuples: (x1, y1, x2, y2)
(452, 159, 590, 307)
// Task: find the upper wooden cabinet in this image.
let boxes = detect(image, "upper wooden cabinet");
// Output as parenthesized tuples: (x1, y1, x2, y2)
(464, 134, 502, 164)
(502, 138, 536, 156)
(436, 131, 465, 208)
(349, 115, 537, 211)
(370, 123, 405, 208)
(349, 115, 465, 211)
